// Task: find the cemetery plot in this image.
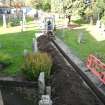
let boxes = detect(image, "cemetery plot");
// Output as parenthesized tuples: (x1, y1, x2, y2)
(1, 86, 38, 105)
(0, 30, 35, 76)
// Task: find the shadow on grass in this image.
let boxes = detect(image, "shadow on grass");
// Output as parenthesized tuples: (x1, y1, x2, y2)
(72, 18, 87, 25)
(56, 28, 105, 62)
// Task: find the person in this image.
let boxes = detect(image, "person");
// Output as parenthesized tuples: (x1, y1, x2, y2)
(47, 20, 53, 36)
(47, 20, 53, 31)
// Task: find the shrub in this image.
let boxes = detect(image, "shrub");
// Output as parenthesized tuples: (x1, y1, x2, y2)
(43, 3, 51, 12)
(26, 16, 34, 22)
(21, 52, 52, 80)
(0, 53, 12, 66)
(8, 18, 21, 27)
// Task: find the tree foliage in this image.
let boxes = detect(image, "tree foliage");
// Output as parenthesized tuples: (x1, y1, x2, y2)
(29, 0, 51, 11)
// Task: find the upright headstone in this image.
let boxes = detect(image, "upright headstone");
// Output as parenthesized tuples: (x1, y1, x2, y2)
(78, 32, 84, 43)
(46, 86, 51, 97)
(38, 72, 45, 95)
(3, 14, 6, 28)
(23, 49, 29, 57)
(39, 95, 52, 105)
(32, 38, 38, 52)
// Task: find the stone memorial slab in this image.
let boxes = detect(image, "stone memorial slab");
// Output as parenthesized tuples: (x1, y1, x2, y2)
(39, 95, 52, 105)
(38, 72, 45, 95)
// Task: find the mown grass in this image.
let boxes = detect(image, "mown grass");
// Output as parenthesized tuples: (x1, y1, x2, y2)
(56, 29, 105, 62)
(72, 18, 87, 25)
(0, 30, 35, 76)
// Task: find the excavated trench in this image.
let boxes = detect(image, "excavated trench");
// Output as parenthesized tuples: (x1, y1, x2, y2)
(37, 35, 104, 105)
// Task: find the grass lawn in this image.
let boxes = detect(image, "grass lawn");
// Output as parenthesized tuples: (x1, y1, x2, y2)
(0, 16, 40, 76)
(0, 30, 35, 76)
(56, 28, 105, 62)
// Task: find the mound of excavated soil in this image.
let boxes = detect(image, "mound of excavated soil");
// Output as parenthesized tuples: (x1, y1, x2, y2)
(37, 35, 103, 105)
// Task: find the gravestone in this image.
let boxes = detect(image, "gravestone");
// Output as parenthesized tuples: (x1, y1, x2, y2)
(39, 95, 52, 105)
(78, 32, 85, 43)
(32, 38, 38, 52)
(23, 49, 29, 57)
(3, 14, 6, 28)
(46, 86, 51, 97)
(38, 72, 45, 95)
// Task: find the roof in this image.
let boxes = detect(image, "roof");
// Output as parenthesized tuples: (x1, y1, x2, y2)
(0, 2, 9, 7)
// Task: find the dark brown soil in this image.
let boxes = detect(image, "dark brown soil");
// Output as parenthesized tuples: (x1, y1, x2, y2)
(37, 35, 103, 105)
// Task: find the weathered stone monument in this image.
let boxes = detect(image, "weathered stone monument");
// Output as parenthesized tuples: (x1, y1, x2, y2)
(39, 95, 52, 105)
(38, 72, 45, 95)
(23, 49, 29, 57)
(3, 14, 6, 28)
(78, 32, 85, 43)
(32, 38, 38, 52)
(46, 86, 51, 97)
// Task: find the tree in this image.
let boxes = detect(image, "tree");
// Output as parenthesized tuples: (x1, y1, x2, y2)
(28, 0, 51, 11)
